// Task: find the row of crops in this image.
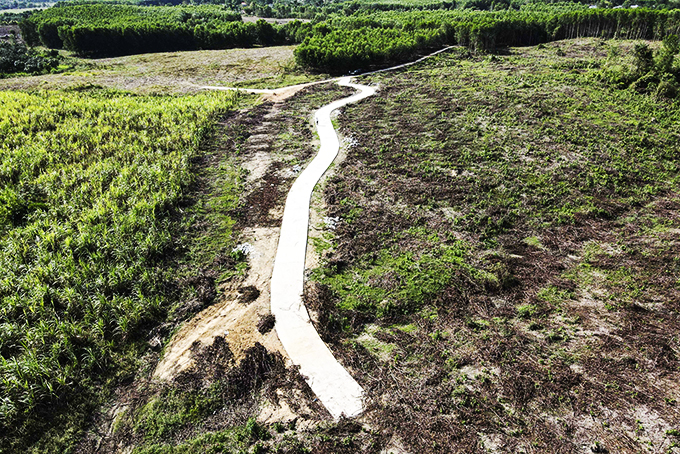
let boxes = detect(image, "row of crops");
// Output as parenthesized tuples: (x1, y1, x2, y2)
(0, 89, 239, 449)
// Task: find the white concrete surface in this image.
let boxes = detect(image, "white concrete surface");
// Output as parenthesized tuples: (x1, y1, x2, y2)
(201, 47, 455, 420)
(199, 79, 334, 95)
(269, 78, 375, 420)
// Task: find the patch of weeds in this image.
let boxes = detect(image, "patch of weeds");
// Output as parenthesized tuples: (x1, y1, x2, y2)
(357, 333, 396, 361)
(523, 236, 543, 249)
(517, 304, 538, 319)
(537, 285, 575, 305)
(317, 240, 478, 319)
(391, 323, 418, 333)
(312, 232, 334, 255)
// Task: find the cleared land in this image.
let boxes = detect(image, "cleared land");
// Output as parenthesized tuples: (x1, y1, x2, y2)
(309, 38, 680, 453)
(2, 34, 680, 453)
(0, 45, 324, 93)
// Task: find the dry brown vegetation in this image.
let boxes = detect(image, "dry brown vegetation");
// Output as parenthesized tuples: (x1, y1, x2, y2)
(0, 45, 322, 93)
(307, 39, 680, 453)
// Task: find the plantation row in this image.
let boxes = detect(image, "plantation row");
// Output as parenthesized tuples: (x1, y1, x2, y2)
(20, 4, 304, 56)
(295, 8, 680, 70)
(0, 89, 239, 449)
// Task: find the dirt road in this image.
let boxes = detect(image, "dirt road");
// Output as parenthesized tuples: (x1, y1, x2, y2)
(193, 48, 452, 420)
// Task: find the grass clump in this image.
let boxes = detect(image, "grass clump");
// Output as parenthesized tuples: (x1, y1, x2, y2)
(602, 35, 680, 97)
(316, 240, 477, 319)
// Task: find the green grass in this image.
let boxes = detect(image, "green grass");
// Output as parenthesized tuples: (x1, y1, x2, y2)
(133, 418, 271, 454)
(0, 87, 241, 452)
(314, 238, 480, 319)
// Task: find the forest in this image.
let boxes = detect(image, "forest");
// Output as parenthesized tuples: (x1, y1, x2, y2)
(17, 2, 680, 70)
(20, 4, 305, 56)
(294, 8, 680, 70)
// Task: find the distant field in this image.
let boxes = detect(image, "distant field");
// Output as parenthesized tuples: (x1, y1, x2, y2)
(0, 2, 52, 14)
(0, 45, 325, 93)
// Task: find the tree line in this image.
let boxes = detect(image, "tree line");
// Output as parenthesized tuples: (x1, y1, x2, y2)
(20, 4, 312, 56)
(19, 4, 680, 70)
(294, 8, 680, 70)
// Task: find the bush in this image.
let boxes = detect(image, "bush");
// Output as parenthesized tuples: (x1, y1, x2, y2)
(0, 37, 59, 75)
(655, 75, 678, 98)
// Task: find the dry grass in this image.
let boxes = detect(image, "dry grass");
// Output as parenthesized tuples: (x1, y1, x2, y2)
(0, 45, 324, 93)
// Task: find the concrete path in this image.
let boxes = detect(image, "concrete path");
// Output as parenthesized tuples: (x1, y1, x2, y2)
(269, 78, 375, 420)
(201, 47, 454, 420)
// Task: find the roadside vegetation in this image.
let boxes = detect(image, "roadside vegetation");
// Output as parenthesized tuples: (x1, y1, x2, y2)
(309, 38, 680, 452)
(77, 83, 382, 454)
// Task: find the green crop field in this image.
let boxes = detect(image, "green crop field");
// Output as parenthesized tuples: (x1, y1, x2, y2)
(0, 88, 243, 452)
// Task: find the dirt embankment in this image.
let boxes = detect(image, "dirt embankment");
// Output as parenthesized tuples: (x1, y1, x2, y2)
(154, 103, 291, 382)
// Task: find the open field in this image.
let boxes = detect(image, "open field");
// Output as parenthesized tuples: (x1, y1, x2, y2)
(0, 45, 325, 93)
(0, 3, 52, 14)
(2, 6, 680, 447)
(308, 38, 680, 453)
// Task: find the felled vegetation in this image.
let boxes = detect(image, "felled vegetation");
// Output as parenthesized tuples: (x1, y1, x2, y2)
(0, 88, 240, 452)
(310, 39, 680, 452)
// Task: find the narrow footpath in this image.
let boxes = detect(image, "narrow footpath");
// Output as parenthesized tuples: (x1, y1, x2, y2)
(270, 77, 375, 420)
(198, 47, 453, 420)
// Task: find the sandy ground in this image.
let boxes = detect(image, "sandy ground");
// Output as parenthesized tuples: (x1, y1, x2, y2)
(155, 104, 292, 381)
(154, 226, 285, 381)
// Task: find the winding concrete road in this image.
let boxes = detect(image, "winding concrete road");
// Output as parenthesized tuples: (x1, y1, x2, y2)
(269, 78, 375, 420)
(201, 47, 453, 420)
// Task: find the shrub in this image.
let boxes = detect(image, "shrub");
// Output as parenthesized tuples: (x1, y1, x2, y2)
(655, 75, 678, 98)
(0, 37, 59, 74)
